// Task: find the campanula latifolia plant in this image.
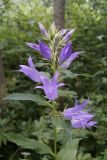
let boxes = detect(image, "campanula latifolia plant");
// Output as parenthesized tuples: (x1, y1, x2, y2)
(4, 22, 97, 160)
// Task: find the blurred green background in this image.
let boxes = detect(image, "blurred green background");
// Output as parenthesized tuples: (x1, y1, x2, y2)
(0, 0, 107, 160)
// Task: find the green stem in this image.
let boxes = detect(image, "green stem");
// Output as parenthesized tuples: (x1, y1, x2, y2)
(9, 147, 20, 160)
(52, 102, 57, 160)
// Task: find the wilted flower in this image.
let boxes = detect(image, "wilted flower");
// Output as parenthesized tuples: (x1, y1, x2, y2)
(38, 22, 48, 37)
(35, 72, 64, 100)
(63, 99, 97, 128)
(19, 56, 41, 82)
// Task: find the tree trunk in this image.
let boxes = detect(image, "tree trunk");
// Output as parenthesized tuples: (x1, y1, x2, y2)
(0, 54, 7, 115)
(54, 0, 66, 29)
(0, 54, 5, 85)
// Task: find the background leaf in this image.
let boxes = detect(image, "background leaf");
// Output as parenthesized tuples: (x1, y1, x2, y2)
(3, 93, 50, 107)
(5, 133, 54, 156)
(56, 139, 80, 160)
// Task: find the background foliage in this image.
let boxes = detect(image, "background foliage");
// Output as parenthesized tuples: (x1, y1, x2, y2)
(0, 0, 107, 159)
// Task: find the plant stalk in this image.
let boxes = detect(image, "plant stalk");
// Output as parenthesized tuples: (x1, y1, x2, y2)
(53, 102, 57, 160)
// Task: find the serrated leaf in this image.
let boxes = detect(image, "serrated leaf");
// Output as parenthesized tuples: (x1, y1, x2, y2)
(56, 139, 80, 160)
(5, 134, 54, 156)
(3, 93, 50, 107)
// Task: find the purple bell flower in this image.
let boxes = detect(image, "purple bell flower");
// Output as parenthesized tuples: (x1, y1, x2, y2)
(71, 117, 97, 128)
(63, 99, 97, 128)
(35, 72, 64, 100)
(61, 52, 80, 69)
(38, 22, 48, 37)
(59, 42, 80, 69)
(26, 41, 52, 60)
(19, 56, 41, 82)
(39, 41, 52, 60)
(59, 42, 72, 64)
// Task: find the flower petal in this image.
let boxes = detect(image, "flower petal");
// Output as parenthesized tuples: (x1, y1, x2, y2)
(26, 43, 40, 52)
(63, 99, 90, 120)
(59, 42, 72, 64)
(39, 41, 52, 60)
(19, 65, 41, 82)
(58, 83, 65, 87)
(73, 99, 89, 112)
(38, 22, 48, 37)
(36, 73, 59, 100)
(52, 71, 59, 81)
(71, 118, 85, 128)
(71, 117, 96, 128)
(59, 29, 67, 36)
(61, 52, 80, 69)
(86, 121, 97, 128)
(35, 86, 44, 89)
(28, 56, 35, 67)
(62, 28, 76, 42)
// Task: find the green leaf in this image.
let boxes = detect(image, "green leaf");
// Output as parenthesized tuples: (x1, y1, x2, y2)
(61, 70, 78, 79)
(3, 93, 50, 107)
(78, 73, 94, 78)
(5, 134, 54, 156)
(56, 139, 80, 160)
(59, 90, 77, 98)
(77, 153, 92, 160)
(103, 150, 107, 160)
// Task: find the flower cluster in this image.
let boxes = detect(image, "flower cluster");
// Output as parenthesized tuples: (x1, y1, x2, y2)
(26, 39, 79, 69)
(19, 23, 79, 100)
(19, 22, 97, 128)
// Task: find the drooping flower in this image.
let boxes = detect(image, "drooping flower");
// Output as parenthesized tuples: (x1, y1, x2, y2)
(63, 99, 97, 128)
(35, 72, 64, 100)
(38, 22, 49, 37)
(59, 42, 80, 69)
(19, 56, 41, 82)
